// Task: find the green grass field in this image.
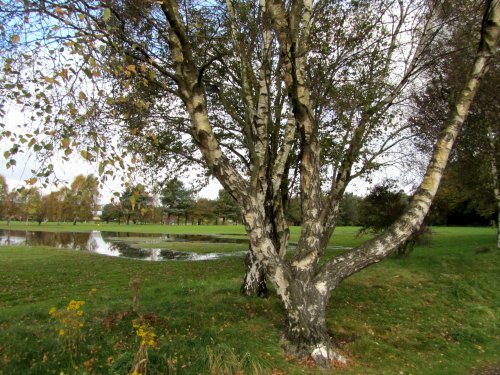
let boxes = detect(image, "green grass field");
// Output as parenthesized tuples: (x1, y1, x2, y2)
(0, 225, 498, 374)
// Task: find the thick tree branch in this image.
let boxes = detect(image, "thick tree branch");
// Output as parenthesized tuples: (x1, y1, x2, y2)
(317, 0, 500, 290)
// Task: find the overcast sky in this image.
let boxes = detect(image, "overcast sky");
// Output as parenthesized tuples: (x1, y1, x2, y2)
(1, 102, 419, 203)
(1, 105, 222, 201)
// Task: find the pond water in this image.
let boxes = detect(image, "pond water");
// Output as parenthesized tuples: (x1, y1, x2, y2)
(0, 230, 248, 261)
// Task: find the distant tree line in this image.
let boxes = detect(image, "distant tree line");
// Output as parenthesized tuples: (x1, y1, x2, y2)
(100, 179, 242, 225)
(1, 174, 495, 227)
(0, 174, 99, 224)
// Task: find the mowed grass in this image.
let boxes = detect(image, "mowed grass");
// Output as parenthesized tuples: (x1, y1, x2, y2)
(0, 226, 498, 374)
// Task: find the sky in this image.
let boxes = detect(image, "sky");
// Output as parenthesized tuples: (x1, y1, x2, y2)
(1, 88, 421, 204)
(0, 152, 222, 203)
(0, 102, 419, 204)
(0, 105, 222, 202)
(0, 135, 419, 204)
(0, 104, 417, 203)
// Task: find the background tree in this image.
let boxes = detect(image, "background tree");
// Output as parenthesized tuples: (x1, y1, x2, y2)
(426, 164, 496, 226)
(69, 175, 100, 222)
(192, 198, 216, 225)
(215, 189, 240, 225)
(338, 193, 362, 226)
(100, 202, 122, 223)
(42, 190, 65, 223)
(119, 184, 153, 224)
(358, 181, 429, 256)
(0, 0, 498, 367)
(160, 179, 195, 225)
(143, 204, 164, 224)
(60, 187, 76, 223)
(0, 175, 7, 220)
(359, 181, 408, 233)
(2, 190, 20, 224)
(19, 187, 43, 224)
(285, 196, 302, 226)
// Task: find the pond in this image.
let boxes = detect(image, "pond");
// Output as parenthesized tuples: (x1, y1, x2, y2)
(0, 230, 249, 261)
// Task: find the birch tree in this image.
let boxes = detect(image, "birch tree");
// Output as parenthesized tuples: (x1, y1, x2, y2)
(1, 0, 499, 366)
(411, 0, 500, 247)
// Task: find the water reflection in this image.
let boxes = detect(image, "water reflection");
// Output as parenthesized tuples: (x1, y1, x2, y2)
(0, 229, 247, 262)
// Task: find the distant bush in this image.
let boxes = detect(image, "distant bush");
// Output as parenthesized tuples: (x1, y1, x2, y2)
(359, 180, 431, 257)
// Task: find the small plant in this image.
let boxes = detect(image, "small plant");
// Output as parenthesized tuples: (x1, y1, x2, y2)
(128, 317, 158, 375)
(130, 277, 142, 313)
(49, 299, 86, 361)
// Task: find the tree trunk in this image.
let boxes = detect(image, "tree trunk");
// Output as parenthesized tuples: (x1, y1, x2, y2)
(240, 248, 268, 297)
(281, 280, 346, 367)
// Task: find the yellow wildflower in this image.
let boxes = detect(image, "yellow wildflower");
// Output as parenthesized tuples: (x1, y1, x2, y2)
(49, 307, 57, 316)
(132, 319, 157, 347)
(58, 329, 65, 336)
(76, 310, 84, 317)
(67, 300, 85, 311)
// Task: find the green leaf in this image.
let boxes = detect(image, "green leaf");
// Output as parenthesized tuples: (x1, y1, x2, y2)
(80, 150, 91, 160)
(103, 8, 111, 22)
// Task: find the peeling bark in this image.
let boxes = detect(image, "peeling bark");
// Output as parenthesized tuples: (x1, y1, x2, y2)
(280, 279, 346, 367)
(241, 248, 268, 297)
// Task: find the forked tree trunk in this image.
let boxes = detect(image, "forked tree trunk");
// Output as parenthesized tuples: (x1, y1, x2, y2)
(279, 2, 499, 366)
(161, 0, 499, 367)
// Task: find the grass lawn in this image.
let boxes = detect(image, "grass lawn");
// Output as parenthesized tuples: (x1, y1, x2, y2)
(0, 226, 498, 374)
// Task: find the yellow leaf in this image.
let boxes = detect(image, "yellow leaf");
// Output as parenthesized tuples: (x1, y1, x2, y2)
(54, 6, 65, 16)
(59, 68, 68, 80)
(11, 35, 20, 44)
(126, 64, 136, 73)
